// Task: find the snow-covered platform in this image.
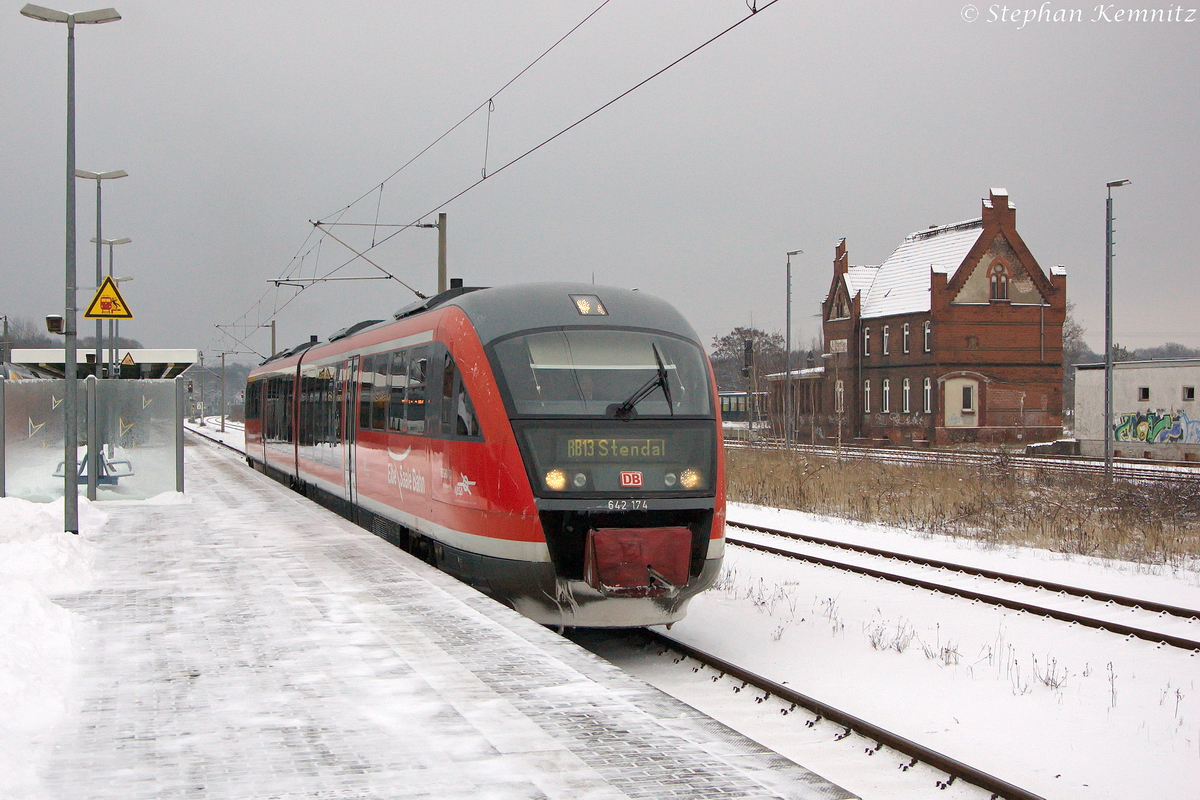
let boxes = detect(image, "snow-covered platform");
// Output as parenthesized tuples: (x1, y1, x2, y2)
(42, 435, 853, 800)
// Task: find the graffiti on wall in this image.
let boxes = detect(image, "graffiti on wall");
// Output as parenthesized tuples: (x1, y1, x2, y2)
(1113, 410, 1200, 444)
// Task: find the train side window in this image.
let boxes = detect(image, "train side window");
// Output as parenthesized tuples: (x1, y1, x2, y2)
(388, 350, 409, 433)
(455, 371, 482, 439)
(440, 352, 456, 433)
(371, 355, 390, 430)
(407, 346, 429, 435)
(359, 354, 375, 429)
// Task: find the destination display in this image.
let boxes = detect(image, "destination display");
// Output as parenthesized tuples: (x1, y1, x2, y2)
(561, 437, 667, 461)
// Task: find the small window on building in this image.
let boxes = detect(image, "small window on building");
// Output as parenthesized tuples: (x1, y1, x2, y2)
(923, 377, 932, 413)
(1138, 386, 1150, 402)
(1185, 386, 1196, 402)
(902, 323, 910, 354)
(962, 385, 975, 413)
(835, 380, 844, 414)
(902, 378, 911, 413)
(882, 379, 891, 413)
(882, 325, 890, 356)
(864, 380, 871, 413)
(923, 320, 931, 353)
(990, 261, 1009, 300)
(863, 328, 871, 357)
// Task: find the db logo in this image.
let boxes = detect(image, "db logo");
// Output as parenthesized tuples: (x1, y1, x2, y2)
(619, 471, 643, 488)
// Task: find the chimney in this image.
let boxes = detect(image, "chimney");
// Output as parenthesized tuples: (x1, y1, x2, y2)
(834, 238, 849, 276)
(983, 188, 1015, 227)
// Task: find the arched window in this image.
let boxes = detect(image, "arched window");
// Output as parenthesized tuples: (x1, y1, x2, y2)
(882, 325, 890, 356)
(835, 380, 845, 413)
(864, 379, 871, 413)
(882, 379, 891, 413)
(902, 378, 911, 413)
(863, 327, 871, 357)
(923, 377, 932, 413)
(902, 323, 910, 354)
(990, 261, 1009, 300)
(923, 320, 931, 353)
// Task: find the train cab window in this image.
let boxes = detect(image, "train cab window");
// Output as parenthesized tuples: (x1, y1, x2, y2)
(359, 354, 375, 429)
(492, 329, 712, 417)
(440, 352, 457, 431)
(407, 346, 429, 435)
(387, 350, 409, 432)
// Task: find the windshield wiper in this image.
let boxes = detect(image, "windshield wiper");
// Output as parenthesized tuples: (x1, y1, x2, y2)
(608, 344, 673, 420)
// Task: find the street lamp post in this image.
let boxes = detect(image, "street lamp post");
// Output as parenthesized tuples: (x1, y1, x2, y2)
(785, 249, 802, 448)
(77, 169, 128, 377)
(1104, 179, 1131, 483)
(91, 236, 132, 375)
(21, 3, 122, 534)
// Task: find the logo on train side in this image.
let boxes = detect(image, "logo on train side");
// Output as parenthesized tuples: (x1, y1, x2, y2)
(455, 473, 476, 497)
(386, 446, 426, 498)
(619, 471, 643, 488)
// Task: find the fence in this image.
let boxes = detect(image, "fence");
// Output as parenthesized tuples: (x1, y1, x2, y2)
(0, 376, 185, 501)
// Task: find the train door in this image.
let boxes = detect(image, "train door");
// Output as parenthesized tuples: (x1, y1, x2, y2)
(342, 356, 360, 509)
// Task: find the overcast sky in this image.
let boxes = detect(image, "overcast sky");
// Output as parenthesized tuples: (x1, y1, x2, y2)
(4, 0, 1197, 362)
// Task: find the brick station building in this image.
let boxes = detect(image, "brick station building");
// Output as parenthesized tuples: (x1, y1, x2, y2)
(772, 189, 1066, 446)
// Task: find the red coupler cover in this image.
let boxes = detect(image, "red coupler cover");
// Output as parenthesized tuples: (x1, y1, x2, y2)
(584, 526, 692, 597)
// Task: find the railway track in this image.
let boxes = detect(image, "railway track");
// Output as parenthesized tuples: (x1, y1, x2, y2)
(724, 437, 1200, 484)
(576, 627, 1047, 800)
(726, 523, 1200, 652)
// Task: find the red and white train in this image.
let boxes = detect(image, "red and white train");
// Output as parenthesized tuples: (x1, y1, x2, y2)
(244, 282, 725, 627)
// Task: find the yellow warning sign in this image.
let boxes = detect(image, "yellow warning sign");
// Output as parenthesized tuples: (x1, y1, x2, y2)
(84, 276, 133, 319)
(120, 352, 135, 366)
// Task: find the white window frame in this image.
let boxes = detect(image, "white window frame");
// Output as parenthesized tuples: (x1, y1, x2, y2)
(923, 320, 931, 353)
(902, 378, 911, 413)
(882, 325, 890, 356)
(863, 327, 871, 357)
(923, 377, 932, 413)
(864, 379, 871, 414)
(962, 384, 975, 413)
(835, 379, 845, 413)
(882, 379, 891, 413)
(902, 323, 910, 354)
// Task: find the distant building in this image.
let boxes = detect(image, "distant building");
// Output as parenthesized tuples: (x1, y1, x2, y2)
(1075, 359, 1200, 462)
(769, 189, 1066, 446)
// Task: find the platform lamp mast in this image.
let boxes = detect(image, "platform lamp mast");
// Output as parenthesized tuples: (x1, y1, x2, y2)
(21, 3, 122, 534)
(76, 169, 127, 376)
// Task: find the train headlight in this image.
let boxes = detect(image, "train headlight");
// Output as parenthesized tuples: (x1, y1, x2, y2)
(664, 472, 678, 487)
(572, 472, 588, 488)
(545, 469, 568, 491)
(679, 468, 702, 490)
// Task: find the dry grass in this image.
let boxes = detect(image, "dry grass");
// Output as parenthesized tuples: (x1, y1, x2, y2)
(726, 448, 1200, 566)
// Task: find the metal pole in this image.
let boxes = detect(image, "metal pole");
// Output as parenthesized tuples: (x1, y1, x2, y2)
(437, 212, 448, 294)
(86, 375, 98, 500)
(0, 376, 6, 498)
(175, 376, 185, 492)
(1104, 180, 1130, 482)
(94, 179, 102, 377)
(198, 351, 205, 426)
(64, 17, 79, 534)
(786, 258, 791, 448)
(108, 240, 114, 377)
(220, 351, 226, 433)
(270, 320, 276, 357)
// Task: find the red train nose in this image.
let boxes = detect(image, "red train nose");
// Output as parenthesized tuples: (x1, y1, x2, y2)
(584, 527, 692, 598)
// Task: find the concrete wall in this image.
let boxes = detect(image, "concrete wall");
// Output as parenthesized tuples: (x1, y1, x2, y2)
(1075, 361, 1200, 461)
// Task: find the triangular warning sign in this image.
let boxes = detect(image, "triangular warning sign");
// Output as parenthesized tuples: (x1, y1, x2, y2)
(84, 276, 133, 319)
(120, 352, 135, 366)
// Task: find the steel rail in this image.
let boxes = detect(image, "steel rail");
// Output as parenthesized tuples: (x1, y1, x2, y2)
(640, 629, 1047, 800)
(728, 521, 1200, 620)
(725, 535, 1200, 651)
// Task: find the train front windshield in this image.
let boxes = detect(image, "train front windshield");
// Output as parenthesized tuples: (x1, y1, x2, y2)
(493, 329, 717, 497)
(492, 329, 713, 418)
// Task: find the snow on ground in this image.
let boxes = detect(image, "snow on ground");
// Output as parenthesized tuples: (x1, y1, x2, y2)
(649, 503, 1200, 799)
(0, 497, 101, 798)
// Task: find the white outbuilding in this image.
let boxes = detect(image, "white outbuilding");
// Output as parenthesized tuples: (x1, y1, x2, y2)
(1074, 359, 1200, 462)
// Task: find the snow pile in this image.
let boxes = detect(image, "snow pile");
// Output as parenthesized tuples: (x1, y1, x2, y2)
(0, 498, 101, 798)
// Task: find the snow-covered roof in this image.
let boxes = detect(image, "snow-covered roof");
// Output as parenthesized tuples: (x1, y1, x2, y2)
(765, 365, 825, 380)
(858, 218, 984, 319)
(843, 265, 879, 299)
